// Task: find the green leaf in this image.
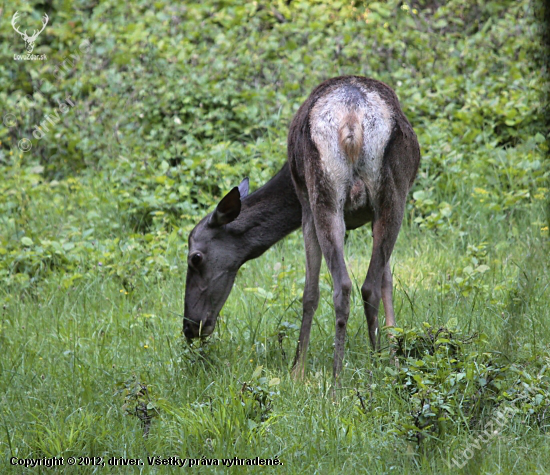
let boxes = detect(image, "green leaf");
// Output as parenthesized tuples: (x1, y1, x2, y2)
(475, 265, 490, 274)
(534, 133, 546, 144)
(446, 318, 458, 331)
(251, 365, 263, 380)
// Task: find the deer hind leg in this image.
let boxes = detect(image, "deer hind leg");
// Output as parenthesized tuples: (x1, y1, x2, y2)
(292, 207, 322, 379)
(362, 192, 405, 350)
(310, 204, 352, 381)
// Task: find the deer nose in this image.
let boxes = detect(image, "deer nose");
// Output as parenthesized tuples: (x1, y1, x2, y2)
(183, 321, 198, 339)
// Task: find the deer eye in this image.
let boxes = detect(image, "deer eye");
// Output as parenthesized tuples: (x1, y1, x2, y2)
(189, 252, 203, 268)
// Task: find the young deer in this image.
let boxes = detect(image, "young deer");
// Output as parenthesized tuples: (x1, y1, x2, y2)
(183, 76, 420, 381)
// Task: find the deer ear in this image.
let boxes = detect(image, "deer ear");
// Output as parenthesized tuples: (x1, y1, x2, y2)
(209, 187, 241, 227)
(208, 186, 241, 228)
(209, 178, 249, 227)
(238, 177, 249, 199)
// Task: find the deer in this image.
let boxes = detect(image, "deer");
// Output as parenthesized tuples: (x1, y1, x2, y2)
(183, 76, 420, 382)
(12, 11, 49, 54)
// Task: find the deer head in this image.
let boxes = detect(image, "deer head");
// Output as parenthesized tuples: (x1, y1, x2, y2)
(12, 11, 49, 54)
(183, 178, 250, 339)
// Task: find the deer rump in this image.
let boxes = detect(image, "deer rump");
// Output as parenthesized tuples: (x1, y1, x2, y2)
(288, 76, 416, 227)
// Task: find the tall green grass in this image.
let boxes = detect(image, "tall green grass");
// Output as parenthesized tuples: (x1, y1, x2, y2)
(1, 173, 548, 473)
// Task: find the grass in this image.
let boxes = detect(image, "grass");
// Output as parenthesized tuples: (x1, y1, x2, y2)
(1, 173, 548, 474)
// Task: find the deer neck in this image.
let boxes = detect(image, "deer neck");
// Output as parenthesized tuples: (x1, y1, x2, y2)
(230, 162, 302, 263)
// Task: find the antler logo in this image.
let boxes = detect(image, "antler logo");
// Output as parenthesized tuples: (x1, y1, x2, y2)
(12, 11, 49, 54)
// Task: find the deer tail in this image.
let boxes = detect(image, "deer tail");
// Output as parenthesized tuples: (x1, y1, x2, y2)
(338, 111, 363, 163)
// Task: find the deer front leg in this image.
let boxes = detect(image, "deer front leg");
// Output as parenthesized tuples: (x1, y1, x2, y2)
(381, 261, 399, 366)
(292, 209, 322, 379)
(362, 199, 405, 350)
(381, 262, 395, 327)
